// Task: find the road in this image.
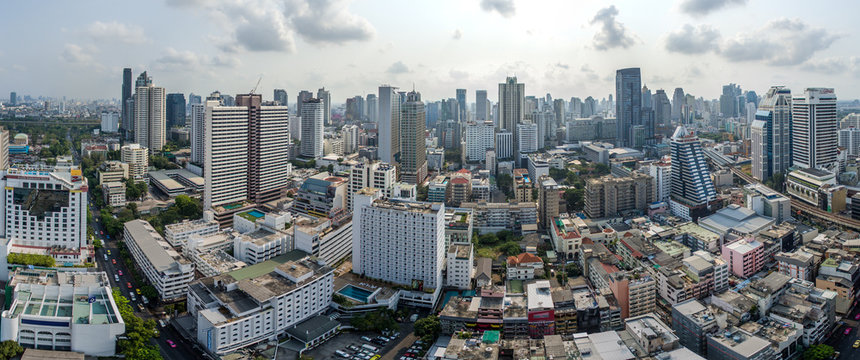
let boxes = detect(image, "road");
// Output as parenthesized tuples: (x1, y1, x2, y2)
(88, 193, 198, 360)
(826, 304, 860, 359)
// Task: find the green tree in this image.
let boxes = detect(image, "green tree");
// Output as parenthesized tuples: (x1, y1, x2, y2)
(126, 178, 141, 200)
(802, 344, 835, 360)
(498, 241, 522, 256)
(140, 285, 158, 300)
(548, 168, 567, 182)
(496, 174, 513, 198)
(417, 184, 428, 201)
(0, 340, 23, 360)
(564, 188, 585, 212)
(414, 315, 441, 338)
(174, 195, 201, 218)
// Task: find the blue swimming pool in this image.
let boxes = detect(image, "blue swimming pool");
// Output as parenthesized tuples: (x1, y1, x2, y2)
(338, 285, 373, 302)
(247, 210, 265, 218)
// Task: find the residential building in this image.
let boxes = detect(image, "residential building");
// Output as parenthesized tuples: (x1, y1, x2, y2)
(98, 161, 129, 184)
(317, 87, 331, 126)
(347, 161, 396, 210)
(608, 270, 656, 318)
(650, 159, 671, 202)
(527, 280, 556, 337)
(499, 77, 524, 154)
(101, 111, 119, 133)
(476, 90, 488, 121)
(378, 85, 401, 166)
(624, 314, 679, 355)
(506, 252, 543, 280)
(446, 244, 473, 290)
(399, 91, 427, 184)
(133, 72, 166, 151)
(839, 127, 860, 156)
(775, 249, 815, 281)
(449, 171, 472, 207)
(300, 98, 323, 159)
(465, 121, 495, 161)
(121, 143, 149, 179)
(444, 208, 473, 247)
(190, 103, 205, 164)
(352, 190, 445, 307)
(792, 88, 837, 170)
(538, 176, 559, 229)
(292, 215, 352, 266)
(751, 86, 792, 182)
(721, 238, 764, 278)
(188, 251, 334, 355)
(517, 122, 538, 155)
(0, 269, 125, 356)
(513, 169, 533, 203)
(670, 125, 717, 221)
(460, 201, 538, 235)
(123, 220, 195, 301)
(816, 257, 859, 314)
(341, 124, 359, 154)
(427, 175, 451, 204)
(706, 327, 776, 360)
(584, 173, 653, 219)
(164, 214, 219, 248)
(102, 181, 126, 207)
(495, 131, 513, 159)
(671, 300, 719, 357)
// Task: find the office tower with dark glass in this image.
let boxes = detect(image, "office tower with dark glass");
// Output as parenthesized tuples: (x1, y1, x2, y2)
(499, 77, 525, 156)
(296, 90, 312, 116)
(475, 90, 488, 121)
(669, 125, 717, 221)
(751, 86, 792, 182)
(400, 91, 427, 184)
(456, 88, 466, 119)
(615, 68, 642, 148)
(273, 89, 288, 106)
(672, 88, 685, 122)
(792, 88, 837, 170)
(121, 68, 133, 138)
(166, 93, 186, 128)
(317, 87, 331, 126)
(378, 85, 401, 166)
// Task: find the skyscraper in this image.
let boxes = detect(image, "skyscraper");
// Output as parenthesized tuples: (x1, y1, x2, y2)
(499, 77, 525, 154)
(582, 96, 596, 118)
(475, 90, 488, 121)
(517, 122, 538, 154)
(300, 98, 324, 159)
(378, 85, 401, 166)
(121, 68, 133, 138)
(751, 86, 792, 182)
(641, 84, 652, 109)
(653, 90, 672, 135)
(296, 90, 312, 116)
(317, 87, 331, 126)
(615, 68, 642, 148)
(239, 94, 290, 203)
(792, 88, 837, 170)
(839, 128, 860, 156)
(672, 88, 685, 122)
(273, 89, 288, 106)
(8, 92, 15, 106)
(399, 91, 427, 184)
(670, 125, 716, 221)
(133, 72, 166, 151)
(720, 83, 742, 118)
(456, 89, 467, 120)
(366, 94, 378, 123)
(166, 93, 186, 128)
(190, 103, 205, 165)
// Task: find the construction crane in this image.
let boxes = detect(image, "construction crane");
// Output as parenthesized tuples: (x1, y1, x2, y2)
(249, 75, 262, 94)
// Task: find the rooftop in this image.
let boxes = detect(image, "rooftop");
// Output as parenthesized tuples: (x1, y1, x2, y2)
(526, 280, 553, 311)
(699, 204, 775, 235)
(124, 220, 191, 272)
(709, 328, 771, 357)
(449, 244, 472, 259)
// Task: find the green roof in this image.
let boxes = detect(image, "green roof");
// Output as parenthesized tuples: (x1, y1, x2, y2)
(482, 330, 500, 344)
(227, 250, 308, 281)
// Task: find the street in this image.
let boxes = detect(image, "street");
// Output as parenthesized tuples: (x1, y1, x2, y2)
(826, 304, 860, 359)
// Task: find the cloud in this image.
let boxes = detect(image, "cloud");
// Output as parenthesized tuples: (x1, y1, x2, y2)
(679, 0, 747, 16)
(60, 44, 94, 64)
(85, 21, 147, 44)
(449, 69, 469, 79)
(291, 0, 376, 44)
(721, 18, 840, 66)
(665, 24, 720, 54)
(480, 0, 515, 18)
(555, 63, 569, 70)
(452, 29, 462, 40)
(387, 61, 410, 74)
(153, 48, 241, 71)
(580, 65, 598, 81)
(801, 57, 860, 75)
(234, 8, 295, 52)
(590, 6, 635, 51)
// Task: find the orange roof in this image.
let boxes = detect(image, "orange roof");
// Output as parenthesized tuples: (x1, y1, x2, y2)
(451, 177, 470, 185)
(456, 169, 471, 174)
(507, 252, 542, 266)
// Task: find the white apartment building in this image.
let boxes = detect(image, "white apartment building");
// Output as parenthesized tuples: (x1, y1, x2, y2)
(495, 131, 513, 159)
(164, 212, 219, 248)
(100, 111, 119, 133)
(233, 228, 291, 265)
(342, 124, 359, 155)
(0, 269, 125, 356)
(792, 88, 837, 170)
(134, 82, 166, 151)
(0, 168, 88, 261)
(102, 182, 126, 208)
(121, 143, 149, 179)
(204, 100, 248, 209)
(188, 253, 334, 355)
(839, 127, 860, 156)
(124, 220, 195, 301)
(517, 122, 538, 154)
(292, 215, 352, 266)
(465, 121, 495, 162)
(353, 189, 445, 307)
(650, 160, 671, 203)
(347, 161, 396, 210)
(446, 244, 473, 290)
(98, 161, 128, 184)
(300, 99, 323, 159)
(190, 103, 205, 165)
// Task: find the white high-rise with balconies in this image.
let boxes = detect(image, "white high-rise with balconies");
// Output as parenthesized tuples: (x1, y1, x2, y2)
(838, 127, 860, 156)
(517, 122, 538, 155)
(204, 100, 248, 209)
(465, 121, 495, 162)
(792, 88, 837, 170)
(300, 98, 324, 159)
(341, 124, 359, 154)
(378, 85, 400, 166)
(133, 73, 166, 151)
(347, 161, 396, 210)
(121, 143, 149, 179)
(190, 103, 205, 165)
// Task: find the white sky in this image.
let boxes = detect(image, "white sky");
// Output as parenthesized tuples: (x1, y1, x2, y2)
(1, 0, 859, 103)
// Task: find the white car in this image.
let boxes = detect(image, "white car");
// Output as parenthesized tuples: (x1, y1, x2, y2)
(114, 275, 119, 282)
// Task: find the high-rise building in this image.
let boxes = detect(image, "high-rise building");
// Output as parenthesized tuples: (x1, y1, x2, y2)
(582, 96, 596, 118)
(166, 93, 186, 128)
(352, 191, 445, 308)
(296, 90, 312, 116)
(121, 143, 149, 179)
(456, 88, 467, 119)
(300, 98, 324, 159)
(347, 161, 397, 210)
(751, 86, 792, 182)
(190, 103, 205, 164)
(317, 87, 331, 126)
(672, 88, 685, 122)
(366, 94, 378, 123)
(538, 176, 559, 229)
(8, 92, 15, 106)
(517, 122, 538, 155)
(650, 159, 671, 203)
(584, 173, 653, 218)
(720, 83, 742, 118)
(0, 128, 7, 170)
(239, 94, 290, 203)
(273, 88, 288, 106)
(793, 88, 837, 170)
(499, 77, 525, 153)
(641, 84, 652, 108)
(839, 127, 860, 156)
(615, 68, 642, 148)
(378, 85, 401, 166)
(495, 131, 513, 159)
(100, 111, 119, 133)
(341, 124, 359, 154)
(465, 121, 495, 161)
(121, 68, 133, 137)
(400, 91, 427, 184)
(475, 90, 488, 121)
(133, 71, 166, 151)
(670, 125, 717, 221)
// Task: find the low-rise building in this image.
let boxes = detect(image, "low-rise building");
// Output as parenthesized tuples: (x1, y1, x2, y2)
(699, 204, 776, 238)
(98, 161, 128, 184)
(722, 238, 765, 278)
(624, 313, 679, 355)
(292, 215, 352, 266)
(123, 220, 195, 301)
(706, 327, 776, 360)
(506, 253, 543, 280)
(102, 181, 126, 207)
(460, 201, 537, 235)
(0, 269, 125, 356)
(775, 249, 815, 281)
(671, 300, 720, 357)
(164, 213, 219, 248)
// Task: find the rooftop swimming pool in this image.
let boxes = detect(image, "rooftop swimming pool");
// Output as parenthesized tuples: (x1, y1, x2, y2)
(338, 285, 373, 303)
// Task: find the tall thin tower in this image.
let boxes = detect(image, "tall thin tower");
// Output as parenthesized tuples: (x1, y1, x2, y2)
(400, 91, 427, 184)
(378, 85, 401, 166)
(133, 72, 166, 151)
(121, 68, 133, 139)
(615, 68, 642, 148)
(792, 88, 837, 170)
(751, 86, 792, 181)
(498, 77, 524, 155)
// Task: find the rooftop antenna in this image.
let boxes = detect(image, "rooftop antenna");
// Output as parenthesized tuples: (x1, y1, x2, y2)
(250, 75, 263, 94)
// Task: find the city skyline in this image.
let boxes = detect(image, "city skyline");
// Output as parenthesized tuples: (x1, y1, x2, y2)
(3, 0, 860, 101)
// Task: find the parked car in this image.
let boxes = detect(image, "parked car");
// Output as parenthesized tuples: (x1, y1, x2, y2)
(166, 340, 176, 348)
(844, 327, 852, 335)
(118, 270, 122, 276)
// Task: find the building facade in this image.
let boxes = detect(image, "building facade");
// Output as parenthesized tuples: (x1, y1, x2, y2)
(792, 88, 837, 170)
